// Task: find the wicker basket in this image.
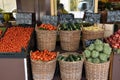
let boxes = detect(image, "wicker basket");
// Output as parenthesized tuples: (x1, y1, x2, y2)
(82, 29, 104, 40)
(36, 28, 57, 51)
(85, 60, 110, 80)
(59, 30, 81, 51)
(59, 52, 84, 80)
(31, 58, 57, 80)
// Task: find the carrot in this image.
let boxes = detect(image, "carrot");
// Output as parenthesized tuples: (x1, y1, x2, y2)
(38, 24, 57, 30)
(31, 49, 57, 61)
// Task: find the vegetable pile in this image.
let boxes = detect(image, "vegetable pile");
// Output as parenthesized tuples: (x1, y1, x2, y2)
(38, 24, 57, 30)
(107, 29, 120, 49)
(59, 22, 81, 31)
(31, 49, 57, 61)
(84, 39, 112, 63)
(58, 53, 83, 62)
(83, 26, 103, 31)
(0, 27, 33, 52)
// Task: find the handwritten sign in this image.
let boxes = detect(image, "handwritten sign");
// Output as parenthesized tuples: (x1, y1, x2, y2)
(84, 12, 101, 23)
(84, 38, 103, 47)
(16, 13, 35, 25)
(107, 10, 120, 22)
(58, 14, 74, 24)
(41, 15, 58, 26)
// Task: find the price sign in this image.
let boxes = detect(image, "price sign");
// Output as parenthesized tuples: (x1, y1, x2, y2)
(58, 14, 74, 24)
(16, 13, 35, 25)
(85, 12, 101, 23)
(41, 15, 58, 26)
(107, 10, 120, 22)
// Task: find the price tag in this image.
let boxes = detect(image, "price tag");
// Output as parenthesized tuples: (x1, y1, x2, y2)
(41, 15, 58, 26)
(84, 12, 101, 23)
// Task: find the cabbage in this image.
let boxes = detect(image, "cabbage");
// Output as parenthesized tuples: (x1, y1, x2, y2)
(103, 43, 110, 47)
(99, 53, 108, 62)
(88, 44, 94, 51)
(84, 50, 91, 58)
(103, 46, 112, 55)
(94, 39, 103, 45)
(95, 44, 103, 52)
(87, 58, 92, 62)
(92, 58, 100, 63)
(91, 50, 99, 58)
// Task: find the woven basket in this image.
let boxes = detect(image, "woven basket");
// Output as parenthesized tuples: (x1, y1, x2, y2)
(82, 29, 104, 40)
(31, 58, 57, 80)
(59, 30, 81, 51)
(36, 28, 57, 51)
(59, 52, 84, 80)
(85, 60, 110, 80)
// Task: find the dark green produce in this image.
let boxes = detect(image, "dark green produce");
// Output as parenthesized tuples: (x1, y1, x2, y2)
(59, 22, 81, 31)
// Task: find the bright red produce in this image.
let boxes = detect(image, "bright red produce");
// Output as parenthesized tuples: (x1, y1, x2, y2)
(31, 49, 57, 61)
(0, 26, 34, 52)
(107, 29, 120, 49)
(38, 24, 57, 30)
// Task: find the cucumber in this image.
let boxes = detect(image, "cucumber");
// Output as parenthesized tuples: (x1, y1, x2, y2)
(71, 54, 78, 61)
(69, 55, 74, 62)
(57, 56, 65, 61)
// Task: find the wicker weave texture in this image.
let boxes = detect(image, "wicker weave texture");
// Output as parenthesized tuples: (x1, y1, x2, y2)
(59, 52, 84, 80)
(59, 30, 81, 51)
(36, 30, 57, 51)
(82, 29, 104, 40)
(31, 59, 56, 80)
(85, 61, 110, 80)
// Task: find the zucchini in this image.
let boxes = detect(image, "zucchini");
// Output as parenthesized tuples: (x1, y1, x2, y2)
(71, 54, 78, 61)
(69, 54, 75, 62)
(57, 56, 65, 61)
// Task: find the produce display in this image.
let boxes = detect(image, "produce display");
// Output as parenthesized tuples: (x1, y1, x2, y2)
(107, 29, 120, 49)
(38, 23, 57, 30)
(84, 39, 112, 63)
(0, 27, 33, 52)
(31, 49, 57, 61)
(58, 53, 83, 62)
(83, 26, 103, 31)
(59, 22, 81, 30)
(106, 29, 120, 54)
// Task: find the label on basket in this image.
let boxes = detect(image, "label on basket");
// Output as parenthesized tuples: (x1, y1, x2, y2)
(84, 38, 103, 47)
(107, 10, 120, 22)
(41, 15, 58, 26)
(84, 12, 101, 23)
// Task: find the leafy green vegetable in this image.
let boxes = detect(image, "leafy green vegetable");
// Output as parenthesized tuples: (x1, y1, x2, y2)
(94, 39, 103, 45)
(91, 50, 99, 58)
(87, 58, 92, 62)
(95, 44, 103, 52)
(84, 50, 91, 58)
(103, 46, 112, 54)
(92, 58, 100, 64)
(88, 44, 94, 51)
(99, 53, 108, 62)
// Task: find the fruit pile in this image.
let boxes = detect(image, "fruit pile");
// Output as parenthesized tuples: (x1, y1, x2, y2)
(31, 49, 57, 61)
(0, 30, 2, 35)
(38, 24, 57, 30)
(107, 29, 120, 49)
(0, 27, 33, 52)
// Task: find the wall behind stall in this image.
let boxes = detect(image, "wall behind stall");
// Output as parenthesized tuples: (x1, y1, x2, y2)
(16, 0, 51, 21)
